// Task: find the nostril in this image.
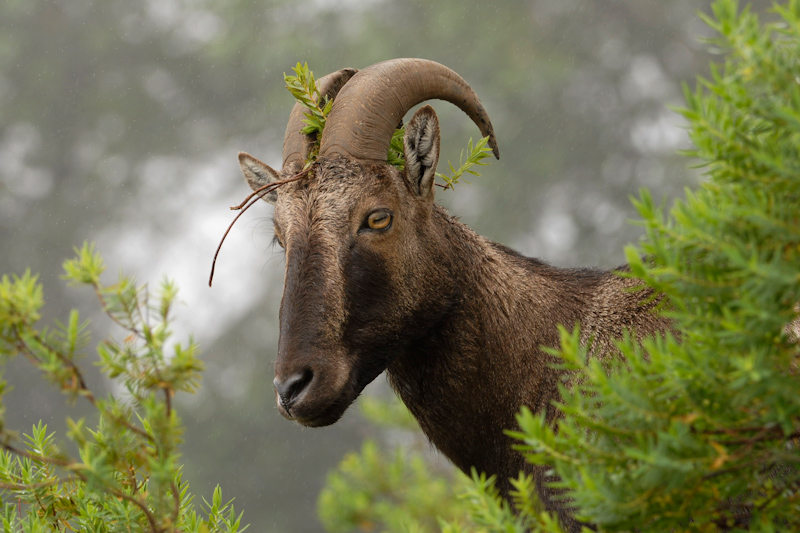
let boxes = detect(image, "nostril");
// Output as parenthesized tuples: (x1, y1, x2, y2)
(273, 370, 313, 410)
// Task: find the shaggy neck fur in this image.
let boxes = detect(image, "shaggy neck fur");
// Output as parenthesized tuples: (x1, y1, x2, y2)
(386, 204, 668, 529)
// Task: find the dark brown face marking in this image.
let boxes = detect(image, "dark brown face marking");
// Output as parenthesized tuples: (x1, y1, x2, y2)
(342, 242, 400, 383)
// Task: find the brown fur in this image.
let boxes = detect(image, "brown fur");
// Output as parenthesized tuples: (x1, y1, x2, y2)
(239, 106, 672, 532)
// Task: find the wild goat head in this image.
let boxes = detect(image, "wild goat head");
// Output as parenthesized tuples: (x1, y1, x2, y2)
(238, 59, 499, 427)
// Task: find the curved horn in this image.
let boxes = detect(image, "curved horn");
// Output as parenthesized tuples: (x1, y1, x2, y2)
(319, 58, 499, 164)
(282, 67, 359, 169)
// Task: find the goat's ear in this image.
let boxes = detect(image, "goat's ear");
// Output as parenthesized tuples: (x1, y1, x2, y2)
(403, 105, 440, 199)
(238, 152, 281, 204)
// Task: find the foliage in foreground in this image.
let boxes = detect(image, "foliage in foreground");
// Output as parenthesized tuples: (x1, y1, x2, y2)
(518, 0, 800, 529)
(318, 394, 567, 533)
(320, 1, 800, 531)
(316, 396, 469, 532)
(0, 243, 246, 532)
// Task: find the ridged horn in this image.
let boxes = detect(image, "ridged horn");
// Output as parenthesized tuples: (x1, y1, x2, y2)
(318, 58, 499, 164)
(282, 67, 359, 169)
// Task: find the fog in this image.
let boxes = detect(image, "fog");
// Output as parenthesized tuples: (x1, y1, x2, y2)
(0, 0, 768, 530)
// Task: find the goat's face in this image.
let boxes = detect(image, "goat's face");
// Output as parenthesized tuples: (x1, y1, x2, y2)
(240, 106, 447, 426)
(235, 59, 498, 427)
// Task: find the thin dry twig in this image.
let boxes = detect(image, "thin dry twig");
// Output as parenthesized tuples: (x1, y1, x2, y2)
(110, 487, 161, 533)
(91, 283, 146, 341)
(209, 169, 308, 287)
(229, 170, 308, 210)
(164, 387, 172, 418)
(0, 479, 60, 491)
(171, 480, 181, 528)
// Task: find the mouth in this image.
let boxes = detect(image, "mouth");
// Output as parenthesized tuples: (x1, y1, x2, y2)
(273, 355, 388, 428)
(275, 390, 353, 428)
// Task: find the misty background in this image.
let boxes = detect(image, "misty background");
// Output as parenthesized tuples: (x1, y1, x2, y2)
(0, 0, 771, 530)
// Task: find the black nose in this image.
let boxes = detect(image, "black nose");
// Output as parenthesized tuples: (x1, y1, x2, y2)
(273, 370, 313, 411)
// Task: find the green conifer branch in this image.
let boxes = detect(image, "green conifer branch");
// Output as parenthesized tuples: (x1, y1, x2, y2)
(435, 136, 493, 190)
(0, 242, 247, 532)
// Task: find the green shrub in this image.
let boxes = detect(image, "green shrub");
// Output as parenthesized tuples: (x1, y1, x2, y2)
(317, 396, 473, 533)
(0, 243, 247, 532)
(517, 1, 800, 529)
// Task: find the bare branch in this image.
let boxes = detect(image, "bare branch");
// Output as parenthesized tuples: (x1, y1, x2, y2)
(209, 169, 308, 287)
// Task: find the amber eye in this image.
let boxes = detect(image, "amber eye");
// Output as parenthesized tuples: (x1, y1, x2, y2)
(273, 227, 285, 248)
(366, 210, 392, 231)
